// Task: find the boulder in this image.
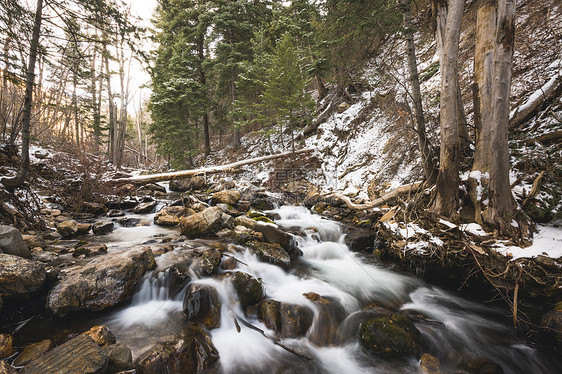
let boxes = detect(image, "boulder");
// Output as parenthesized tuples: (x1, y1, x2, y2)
(56, 220, 78, 238)
(21, 235, 44, 251)
(304, 293, 347, 346)
(221, 213, 234, 229)
(0, 334, 13, 359)
(246, 241, 291, 268)
(420, 353, 442, 374)
(104, 344, 133, 373)
(257, 300, 313, 338)
(80, 202, 107, 215)
(135, 323, 218, 374)
(92, 222, 114, 236)
(47, 246, 155, 317)
(253, 222, 299, 257)
(21, 334, 108, 374)
(344, 229, 375, 252)
(0, 254, 46, 297)
(133, 201, 158, 214)
(232, 271, 264, 308)
(250, 198, 276, 211)
(169, 179, 191, 192)
(211, 190, 241, 206)
(154, 206, 194, 226)
(183, 283, 221, 329)
(359, 314, 422, 357)
(105, 196, 138, 210)
(191, 250, 221, 276)
(13, 340, 55, 367)
(233, 216, 256, 229)
(459, 357, 504, 374)
(541, 303, 562, 349)
(232, 226, 263, 244)
(76, 223, 92, 235)
(85, 325, 116, 347)
(0, 225, 31, 259)
(179, 207, 223, 238)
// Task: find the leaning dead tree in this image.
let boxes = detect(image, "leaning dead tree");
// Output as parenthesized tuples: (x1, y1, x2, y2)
(115, 149, 314, 184)
(332, 182, 423, 210)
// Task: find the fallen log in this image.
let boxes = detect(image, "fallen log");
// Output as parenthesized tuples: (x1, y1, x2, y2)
(331, 182, 424, 210)
(114, 149, 313, 184)
(523, 130, 562, 146)
(510, 72, 562, 129)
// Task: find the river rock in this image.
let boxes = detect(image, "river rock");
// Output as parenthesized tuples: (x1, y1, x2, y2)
(183, 283, 221, 329)
(233, 216, 256, 229)
(0, 254, 46, 297)
(344, 229, 375, 252)
(13, 340, 55, 367)
(21, 334, 108, 374)
(246, 241, 291, 268)
(420, 353, 441, 374)
(459, 357, 504, 374)
(0, 225, 31, 259)
(154, 206, 194, 226)
(359, 314, 422, 357)
(134, 201, 158, 214)
(76, 223, 92, 235)
(135, 323, 218, 374)
(212, 190, 241, 205)
(0, 334, 13, 359)
(105, 196, 138, 210)
(540, 304, 562, 348)
(250, 198, 276, 211)
(179, 207, 223, 238)
(305, 294, 347, 346)
(191, 249, 221, 276)
(106, 209, 125, 217)
(92, 222, 114, 235)
(169, 179, 191, 192)
(47, 246, 155, 317)
(56, 220, 78, 238)
(0, 361, 17, 374)
(253, 222, 299, 257)
(221, 213, 234, 229)
(104, 344, 133, 372)
(257, 300, 314, 338)
(80, 202, 107, 215)
(232, 271, 264, 308)
(21, 235, 44, 251)
(85, 325, 116, 347)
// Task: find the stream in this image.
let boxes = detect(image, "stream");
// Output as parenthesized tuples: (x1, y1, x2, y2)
(15, 203, 559, 373)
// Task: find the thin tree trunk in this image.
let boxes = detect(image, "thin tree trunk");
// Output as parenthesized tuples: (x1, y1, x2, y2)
(430, 0, 465, 218)
(197, 32, 211, 155)
(401, 0, 437, 184)
(2, 0, 43, 190)
(482, 0, 518, 233)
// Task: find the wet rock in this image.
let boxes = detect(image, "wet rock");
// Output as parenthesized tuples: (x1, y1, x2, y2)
(135, 323, 218, 374)
(85, 325, 116, 347)
(253, 222, 299, 257)
(104, 344, 133, 373)
(191, 249, 221, 276)
(143, 183, 167, 193)
(359, 314, 422, 357)
(154, 206, 194, 226)
(72, 246, 91, 257)
(0, 334, 13, 359)
(232, 271, 264, 308)
(92, 222, 114, 235)
(21, 235, 44, 251)
(80, 202, 107, 215)
(56, 220, 78, 238)
(134, 201, 158, 214)
(183, 284, 221, 329)
(47, 246, 155, 317)
(179, 207, 223, 238)
(257, 300, 313, 338)
(76, 223, 92, 235)
(246, 241, 290, 268)
(13, 340, 55, 367)
(420, 353, 441, 374)
(0, 254, 46, 297)
(169, 178, 191, 192)
(212, 190, 241, 205)
(233, 216, 256, 229)
(106, 209, 125, 217)
(0, 361, 17, 374)
(459, 357, 504, 374)
(0, 225, 31, 258)
(220, 256, 237, 270)
(216, 228, 233, 238)
(344, 229, 375, 252)
(232, 226, 263, 243)
(21, 334, 108, 374)
(105, 196, 138, 210)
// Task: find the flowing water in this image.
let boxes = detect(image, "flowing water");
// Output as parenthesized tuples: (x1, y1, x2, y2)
(97, 205, 557, 373)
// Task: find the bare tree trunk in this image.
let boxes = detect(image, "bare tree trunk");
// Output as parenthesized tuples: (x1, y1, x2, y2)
(2, 0, 43, 190)
(197, 32, 211, 155)
(430, 0, 465, 218)
(400, 0, 437, 184)
(482, 0, 518, 233)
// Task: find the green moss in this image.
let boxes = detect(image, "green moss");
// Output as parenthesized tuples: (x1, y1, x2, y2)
(359, 314, 421, 358)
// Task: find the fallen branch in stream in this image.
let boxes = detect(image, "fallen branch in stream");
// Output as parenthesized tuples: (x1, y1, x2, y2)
(331, 182, 424, 210)
(113, 149, 313, 184)
(235, 315, 313, 362)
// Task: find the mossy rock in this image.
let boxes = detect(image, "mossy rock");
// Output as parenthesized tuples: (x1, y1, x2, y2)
(246, 241, 290, 268)
(252, 216, 274, 224)
(359, 314, 421, 358)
